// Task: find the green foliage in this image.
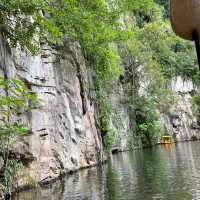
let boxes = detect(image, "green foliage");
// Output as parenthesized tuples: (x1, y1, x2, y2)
(192, 90, 200, 123)
(95, 45, 123, 82)
(129, 21, 197, 79)
(135, 96, 165, 146)
(1, 0, 50, 53)
(97, 89, 113, 133)
(120, 0, 198, 147)
(155, 0, 169, 18)
(1, 0, 199, 151)
(0, 77, 38, 195)
(0, 160, 22, 194)
(1, 0, 197, 85)
(104, 131, 116, 153)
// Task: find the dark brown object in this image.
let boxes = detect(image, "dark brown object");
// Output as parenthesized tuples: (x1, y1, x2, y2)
(192, 30, 200, 69)
(171, 0, 200, 41)
(170, 0, 200, 69)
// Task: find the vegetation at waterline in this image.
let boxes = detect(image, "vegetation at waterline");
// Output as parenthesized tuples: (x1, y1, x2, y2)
(0, 0, 200, 156)
(0, 78, 38, 197)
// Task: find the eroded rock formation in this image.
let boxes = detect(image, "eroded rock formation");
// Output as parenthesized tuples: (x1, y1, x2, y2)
(160, 76, 200, 141)
(0, 34, 105, 183)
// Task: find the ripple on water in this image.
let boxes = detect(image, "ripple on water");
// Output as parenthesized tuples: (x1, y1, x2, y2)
(14, 142, 200, 200)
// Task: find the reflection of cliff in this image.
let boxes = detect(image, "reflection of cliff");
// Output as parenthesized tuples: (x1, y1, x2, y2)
(169, 142, 200, 199)
(14, 167, 107, 200)
(160, 76, 200, 141)
(14, 143, 200, 200)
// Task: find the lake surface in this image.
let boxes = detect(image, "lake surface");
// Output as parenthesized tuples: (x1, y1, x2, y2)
(14, 142, 200, 200)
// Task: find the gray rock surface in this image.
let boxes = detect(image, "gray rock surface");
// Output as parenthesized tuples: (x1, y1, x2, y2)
(110, 84, 132, 151)
(160, 76, 200, 141)
(1, 27, 198, 186)
(0, 34, 104, 183)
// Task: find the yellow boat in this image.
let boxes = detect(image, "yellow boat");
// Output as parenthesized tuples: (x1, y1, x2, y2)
(160, 136, 174, 144)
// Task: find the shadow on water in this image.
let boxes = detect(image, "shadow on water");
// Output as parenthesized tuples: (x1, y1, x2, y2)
(14, 142, 200, 200)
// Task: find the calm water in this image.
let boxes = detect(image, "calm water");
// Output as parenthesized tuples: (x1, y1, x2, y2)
(14, 142, 200, 200)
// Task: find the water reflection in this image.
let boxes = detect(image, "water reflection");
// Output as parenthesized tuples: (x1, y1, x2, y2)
(14, 142, 200, 200)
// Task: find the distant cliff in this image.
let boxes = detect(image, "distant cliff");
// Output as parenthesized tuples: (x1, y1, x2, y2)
(160, 76, 200, 141)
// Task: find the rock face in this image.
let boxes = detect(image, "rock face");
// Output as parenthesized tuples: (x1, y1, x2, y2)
(2, 26, 198, 185)
(0, 33, 133, 183)
(0, 34, 105, 183)
(110, 84, 132, 151)
(160, 76, 200, 141)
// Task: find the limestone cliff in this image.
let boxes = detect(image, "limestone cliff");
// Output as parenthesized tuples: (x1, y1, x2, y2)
(0, 34, 105, 183)
(110, 84, 133, 151)
(1, 28, 198, 185)
(160, 76, 200, 141)
(0, 33, 134, 184)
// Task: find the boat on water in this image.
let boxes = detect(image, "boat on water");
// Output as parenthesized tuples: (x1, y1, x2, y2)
(160, 136, 175, 144)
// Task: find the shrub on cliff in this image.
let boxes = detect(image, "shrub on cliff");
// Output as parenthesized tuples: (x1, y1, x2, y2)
(0, 77, 38, 197)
